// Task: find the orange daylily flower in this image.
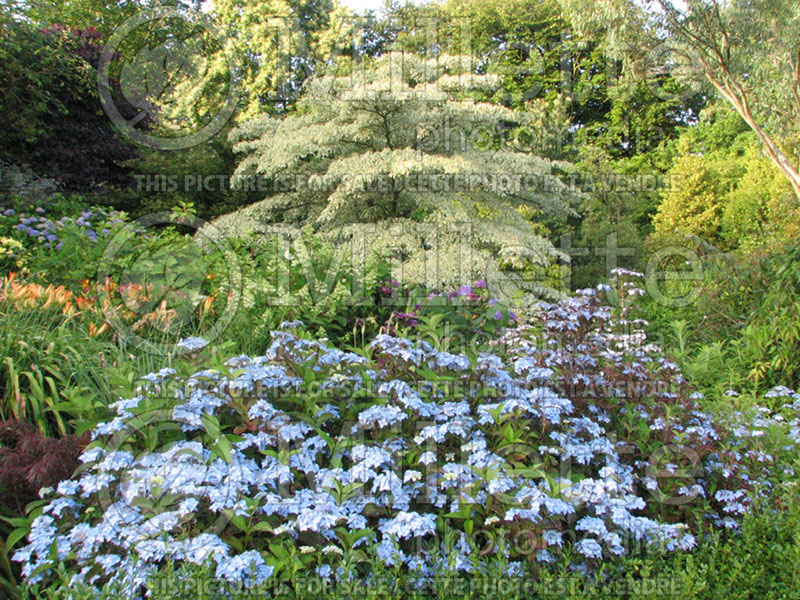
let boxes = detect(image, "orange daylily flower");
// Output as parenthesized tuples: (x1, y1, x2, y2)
(89, 322, 110, 337)
(75, 296, 93, 311)
(200, 295, 215, 315)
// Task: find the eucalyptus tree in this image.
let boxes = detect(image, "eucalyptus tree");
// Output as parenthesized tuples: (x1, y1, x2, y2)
(652, 0, 800, 201)
(564, 0, 800, 201)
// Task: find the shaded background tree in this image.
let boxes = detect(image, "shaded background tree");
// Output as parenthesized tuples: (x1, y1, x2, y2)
(0, 15, 138, 192)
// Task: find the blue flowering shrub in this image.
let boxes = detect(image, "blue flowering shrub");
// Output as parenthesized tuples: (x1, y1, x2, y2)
(0, 200, 122, 251)
(0, 199, 124, 285)
(12, 282, 800, 598)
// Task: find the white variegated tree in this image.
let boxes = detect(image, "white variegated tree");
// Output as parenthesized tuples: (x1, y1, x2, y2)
(212, 52, 581, 299)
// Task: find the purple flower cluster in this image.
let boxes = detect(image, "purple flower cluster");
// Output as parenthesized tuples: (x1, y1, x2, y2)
(4, 206, 122, 249)
(387, 280, 516, 333)
(427, 280, 486, 302)
(379, 279, 401, 298)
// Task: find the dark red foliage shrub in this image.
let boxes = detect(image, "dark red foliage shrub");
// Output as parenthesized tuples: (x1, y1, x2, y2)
(0, 420, 89, 515)
(0, 21, 140, 192)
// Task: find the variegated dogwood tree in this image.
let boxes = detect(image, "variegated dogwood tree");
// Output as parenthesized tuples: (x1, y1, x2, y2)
(212, 52, 582, 300)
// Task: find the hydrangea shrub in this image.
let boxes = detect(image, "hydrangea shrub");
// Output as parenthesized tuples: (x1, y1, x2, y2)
(1, 205, 122, 252)
(13, 282, 800, 597)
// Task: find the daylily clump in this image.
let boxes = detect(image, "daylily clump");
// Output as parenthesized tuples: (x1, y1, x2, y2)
(14, 282, 800, 597)
(0, 273, 220, 339)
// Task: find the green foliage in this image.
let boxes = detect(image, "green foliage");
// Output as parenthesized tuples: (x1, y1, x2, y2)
(0, 237, 26, 274)
(216, 226, 393, 352)
(21, 0, 202, 36)
(565, 147, 649, 289)
(125, 128, 253, 220)
(719, 148, 799, 249)
(634, 114, 800, 398)
(653, 502, 800, 599)
(651, 107, 798, 250)
(0, 16, 79, 150)
(0, 298, 170, 438)
(386, 281, 517, 354)
(651, 153, 736, 246)
(563, 0, 800, 199)
(0, 195, 121, 287)
(202, 0, 346, 120)
(0, 201, 397, 440)
(392, 0, 705, 160)
(0, 17, 136, 191)
(638, 239, 800, 396)
(737, 242, 800, 391)
(654, 0, 800, 173)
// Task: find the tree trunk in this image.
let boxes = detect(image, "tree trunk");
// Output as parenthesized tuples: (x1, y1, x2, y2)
(658, 0, 800, 201)
(705, 68, 800, 202)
